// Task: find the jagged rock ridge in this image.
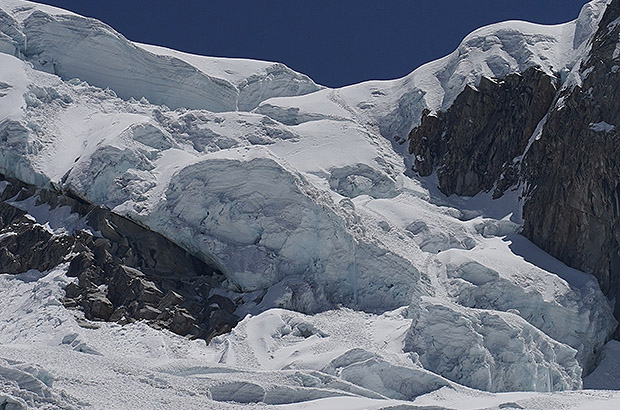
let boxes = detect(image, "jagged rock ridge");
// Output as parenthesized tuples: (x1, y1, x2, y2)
(522, 0, 620, 318)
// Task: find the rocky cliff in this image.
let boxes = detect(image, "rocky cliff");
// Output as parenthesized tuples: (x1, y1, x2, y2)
(0, 174, 239, 341)
(523, 0, 620, 317)
(409, 0, 620, 318)
(409, 67, 557, 197)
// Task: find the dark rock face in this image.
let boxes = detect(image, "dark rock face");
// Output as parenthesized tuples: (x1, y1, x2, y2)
(409, 67, 557, 197)
(407, 0, 620, 319)
(0, 174, 238, 341)
(522, 0, 620, 316)
(0, 203, 73, 273)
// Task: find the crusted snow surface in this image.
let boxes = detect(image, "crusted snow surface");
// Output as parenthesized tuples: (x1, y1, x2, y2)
(1, 0, 620, 407)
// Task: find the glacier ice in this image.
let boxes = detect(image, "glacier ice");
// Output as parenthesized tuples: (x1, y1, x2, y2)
(405, 297, 582, 392)
(0, 0, 619, 407)
(0, 1, 322, 114)
(146, 157, 424, 311)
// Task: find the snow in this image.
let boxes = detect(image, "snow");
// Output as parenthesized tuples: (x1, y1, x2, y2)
(256, 0, 611, 144)
(1, 0, 620, 408)
(406, 296, 583, 392)
(413, 387, 620, 410)
(0, 0, 78, 17)
(0, 53, 27, 120)
(584, 341, 620, 389)
(137, 43, 323, 111)
(0, 265, 617, 409)
(589, 121, 616, 132)
(135, 43, 280, 87)
(5, 190, 95, 236)
(0, 0, 321, 113)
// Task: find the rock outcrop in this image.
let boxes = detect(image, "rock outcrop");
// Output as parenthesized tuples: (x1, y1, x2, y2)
(409, 67, 557, 197)
(522, 0, 620, 317)
(408, 0, 620, 319)
(0, 174, 238, 341)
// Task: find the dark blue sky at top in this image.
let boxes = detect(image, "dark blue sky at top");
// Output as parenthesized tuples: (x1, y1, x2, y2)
(35, 0, 590, 87)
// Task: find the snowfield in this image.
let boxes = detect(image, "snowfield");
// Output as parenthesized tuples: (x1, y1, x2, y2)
(1, 0, 620, 408)
(1, 266, 620, 410)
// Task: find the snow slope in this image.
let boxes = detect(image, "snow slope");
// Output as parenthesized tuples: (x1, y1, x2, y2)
(1, 265, 619, 409)
(0, 0, 321, 112)
(137, 43, 323, 111)
(1, 0, 620, 408)
(256, 0, 610, 144)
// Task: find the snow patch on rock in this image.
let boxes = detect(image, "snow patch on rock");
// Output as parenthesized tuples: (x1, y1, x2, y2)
(589, 121, 616, 132)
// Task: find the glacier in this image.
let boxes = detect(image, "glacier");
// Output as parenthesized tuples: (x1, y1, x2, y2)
(0, 0, 620, 409)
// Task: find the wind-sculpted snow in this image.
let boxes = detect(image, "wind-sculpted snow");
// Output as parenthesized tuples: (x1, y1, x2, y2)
(324, 349, 452, 400)
(0, 0, 321, 113)
(138, 43, 323, 111)
(205, 307, 458, 400)
(0, 0, 619, 406)
(20, 10, 239, 112)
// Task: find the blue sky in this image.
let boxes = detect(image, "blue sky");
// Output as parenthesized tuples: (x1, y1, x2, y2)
(36, 0, 589, 87)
